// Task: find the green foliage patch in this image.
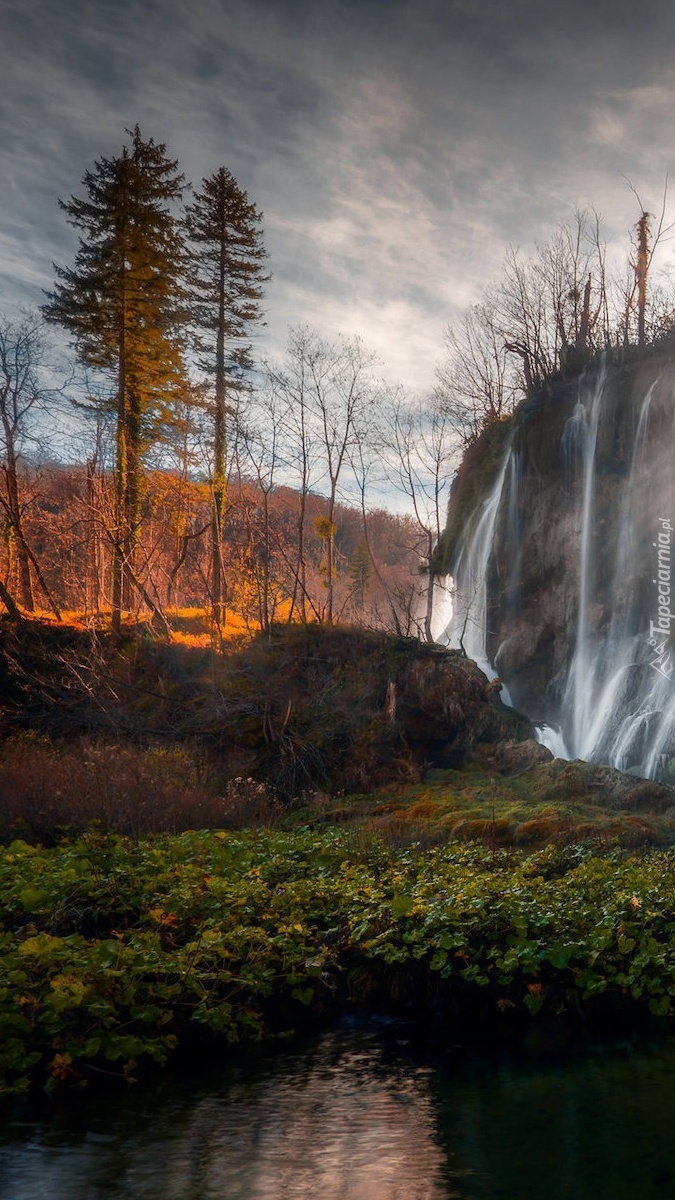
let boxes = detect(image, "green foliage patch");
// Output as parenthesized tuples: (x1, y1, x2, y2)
(3, 831, 675, 1093)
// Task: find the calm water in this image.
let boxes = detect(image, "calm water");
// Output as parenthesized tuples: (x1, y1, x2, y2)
(2, 1019, 675, 1199)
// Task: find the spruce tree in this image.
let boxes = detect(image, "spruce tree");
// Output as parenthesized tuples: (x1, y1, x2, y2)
(43, 127, 187, 631)
(184, 166, 268, 626)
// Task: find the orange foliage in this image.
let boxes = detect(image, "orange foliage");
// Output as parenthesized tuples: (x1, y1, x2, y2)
(2, 461, 426, 637)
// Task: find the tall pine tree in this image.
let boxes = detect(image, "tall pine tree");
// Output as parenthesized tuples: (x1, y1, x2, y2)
(184, 166, 267, 626)
(43, 127, 187, 632)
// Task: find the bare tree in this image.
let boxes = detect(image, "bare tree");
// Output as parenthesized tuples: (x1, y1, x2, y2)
(0, 314, 65, 617)
(497, 213, 606, 391)
(231, 385, 293, 631)
(347, 434, 407, 634)
(436, 300, 517, 445)
(269, 328, 376, 624)
(265, 333, 319, 622)
(436, 210, 611, 440)
(617, 177, 675, 348)
(378, 390, 457, 642)
(304, 332, 375, 622)
(80, 407, 112, 617)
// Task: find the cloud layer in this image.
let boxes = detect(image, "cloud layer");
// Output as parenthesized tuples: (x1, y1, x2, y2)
(3, 0, 675, 387)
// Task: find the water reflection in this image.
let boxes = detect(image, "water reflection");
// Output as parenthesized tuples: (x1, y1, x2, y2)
(430, 1027, 675, 1199)
(3, 1023, 675, 1199)
(0, 1028, 450, 1200)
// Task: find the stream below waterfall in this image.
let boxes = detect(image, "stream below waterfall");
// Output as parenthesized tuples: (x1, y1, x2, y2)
(3, 1019, 675, 1199)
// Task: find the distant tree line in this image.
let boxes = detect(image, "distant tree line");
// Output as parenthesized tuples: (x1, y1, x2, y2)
(1, 453, 427, 635)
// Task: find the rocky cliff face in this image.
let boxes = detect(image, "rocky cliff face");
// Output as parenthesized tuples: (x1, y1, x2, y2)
(437, 349, 675, 780)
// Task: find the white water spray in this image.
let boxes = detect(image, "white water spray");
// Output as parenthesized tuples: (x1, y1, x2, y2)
(439, 444, 512, 686)
(563, 368, 607, 757)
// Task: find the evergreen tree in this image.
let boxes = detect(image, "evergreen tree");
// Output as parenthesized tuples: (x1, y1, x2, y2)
(184, 166, 268, 626)
(43, 127, 187, 631)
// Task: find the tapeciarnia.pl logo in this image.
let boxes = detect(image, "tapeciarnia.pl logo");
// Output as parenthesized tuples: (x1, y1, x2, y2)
(649, 517, 674, 679)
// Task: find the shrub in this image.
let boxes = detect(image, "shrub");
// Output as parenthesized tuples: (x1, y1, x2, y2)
(0, 735, 228, 842)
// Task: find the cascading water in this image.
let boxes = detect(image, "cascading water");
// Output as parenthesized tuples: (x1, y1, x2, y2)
(505, 448, 523, 612)
(439, 359, 675, 781)
(560, 398, 587, 487)
(563, 367, 607, 758)
(438, 445, 513, 684)
(555, 374, 675, 776)
(560, 377, 654, 768)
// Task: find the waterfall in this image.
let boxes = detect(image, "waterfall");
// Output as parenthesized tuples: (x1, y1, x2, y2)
(563, 367, 607, 757)
(439, 359, 675, 781)
(556, 376, 674, 776)
(561, 399, 587, 488)
(505, 449, 523, 611)
(440, 443, 512, 684)
(428, 575, 454, 645)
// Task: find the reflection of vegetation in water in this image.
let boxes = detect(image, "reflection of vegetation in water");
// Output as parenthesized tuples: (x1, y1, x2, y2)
(0, 1028, 450, 1200)
(431, 1031, 675, 1200)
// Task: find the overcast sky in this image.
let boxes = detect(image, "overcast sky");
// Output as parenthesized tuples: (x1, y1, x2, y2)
(3, 0, 675, 389)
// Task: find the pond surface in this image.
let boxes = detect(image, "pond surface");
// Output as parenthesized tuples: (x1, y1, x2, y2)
(2, 1018, 675, 1199)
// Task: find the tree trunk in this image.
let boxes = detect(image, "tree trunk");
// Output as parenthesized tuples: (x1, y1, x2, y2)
(2, 451, 34, 610)
(211, 260, 228, 627)
(123, 387, 143, 613)
(0, 576, 22, 620)
(85, 455, 101, 614)
(424, 532, 435, 643)
(112, 339, 127, 635)
(636, 211, 650, 348)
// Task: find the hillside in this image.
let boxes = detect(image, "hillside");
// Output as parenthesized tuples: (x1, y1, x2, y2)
(3, 618, 675, 848)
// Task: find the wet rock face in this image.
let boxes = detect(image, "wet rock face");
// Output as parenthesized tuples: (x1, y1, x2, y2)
(440, 350, 675, 778)
(394, 649, 531, 767)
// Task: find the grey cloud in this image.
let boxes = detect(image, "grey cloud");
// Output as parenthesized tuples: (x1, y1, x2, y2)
(3, 0, 675, 389)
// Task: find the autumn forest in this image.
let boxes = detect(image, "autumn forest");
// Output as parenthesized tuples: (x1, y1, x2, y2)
(0, 128, 457, 643)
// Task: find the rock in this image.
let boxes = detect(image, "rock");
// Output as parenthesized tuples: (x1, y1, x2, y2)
(488, 739, 554, 774)
(394, 649, 531, 768)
